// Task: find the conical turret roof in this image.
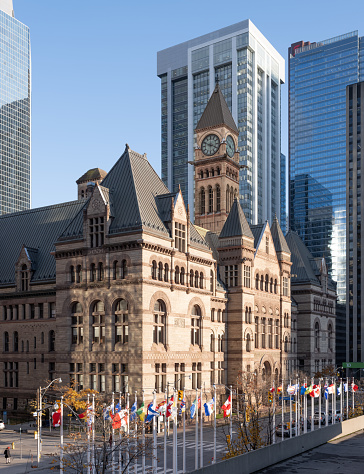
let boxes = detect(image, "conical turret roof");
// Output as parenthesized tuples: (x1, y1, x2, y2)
(271, 215, 290, 254)
(195, 83, 238, 134)
(219, 199, 253, 239)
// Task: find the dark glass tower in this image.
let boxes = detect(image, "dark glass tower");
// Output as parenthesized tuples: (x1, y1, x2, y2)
(0, 1, 31, 215)
(289, 31, 364, 303)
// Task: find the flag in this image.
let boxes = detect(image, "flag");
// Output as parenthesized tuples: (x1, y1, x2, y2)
(137, 401, 145, 422)
(324, 387, 329, 400)
(103, 403, 114, 420)
(351, 383, 359, 392)
(114, 402, 122, 414)
(328, 384, 335, 395)
(344, 383, 348, 393)
(305, 385, 313, 395)
(337, 384, 341, 397)
(221, 395, 231, 418)
(287, 385, 296, 395)
(111, 409, 128, 430)
(300, 384, 307, 395)
(190, 399, 197, 419)
(269, 387, 275, 393)
(204, 398, 214, 416)
(277, 386, 282, 393)
(145, 402, 159, 423)
(130, 401, 137, 421)
(178, 390, 184, 401)
(179, 397, 186, 415)
(310, 385, 320, 398)
(52, 410, 61, 427)
(166, 397, 174, 418)
(157, 400, 166, 415)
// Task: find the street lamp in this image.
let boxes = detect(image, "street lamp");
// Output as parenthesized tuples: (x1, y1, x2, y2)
(37, 378, 62, 465)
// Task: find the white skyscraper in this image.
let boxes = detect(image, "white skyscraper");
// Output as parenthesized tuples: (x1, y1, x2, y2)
(157, 20, 284, 224)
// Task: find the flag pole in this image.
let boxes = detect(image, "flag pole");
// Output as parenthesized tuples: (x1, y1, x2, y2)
(352, 377, 355, 413)
(183, 387, 186, 473)
(272, 380, 275, 444)
(87, 394, 90, 471)
(142, 390, 145, 474)
(195, 388, 198, 471)
(311, 377, 314, 432)
(164, 387, 167, 474)
(213, 385, 216, 462)
(175, 388, 178, 474)
(325, 378, 328, 426)
(92, 394, 95, 474)
(295, 378, 298, 436)
(346, 378, 349, 419)
(134, 391, 137, 474)
(173, 388, 177, 474)
(229, 385, 233, 444)
(340, 378, 343, 422)
(333, 379, 336, 424)
(318, 378, 321, 429)
(289, 379, 292, 439)
(126, 390, 130, 474)
(200, 386, 203, 468)
(60, 396, 64, 473)
(119, 391, 122, 474)
(303, 378, 307, 434)
(112, 392, 115, 474)
(281, 378, 284, 440)
(152, 390, 157, 474)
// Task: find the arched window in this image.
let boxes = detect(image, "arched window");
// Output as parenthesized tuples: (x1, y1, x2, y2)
(265, 274, 269, 291)
(113, 260, 118, 280)
(200, 272, 204, 289)
(226, 185, 230, 211)
(199, 170, 203, 179)
(217, 167, 220, 175)
(260, 275, 264, 291)
(315, 322, 320, 350)
(248, 307, 252, 324)
(97, 262, 104, 281)
(190, 270, 194, 287)
(164, 263, 169, 283)
(158, 262, 163, 281)
(90, 263, 96, 282)
(49, 330, 55, 352)
(151, 261, 157, 280)
(180, 267, 185, 285)
(230, 189, 234, 207)
(210, 333, 215, 352)
(246, 333, 251, 352)
(76, 265, 82, 283)
(21, 264, 28, 291)
(208, 186, 213, 213)
(284, 336, 288, 353)
(195, 270, 199, 288)
(121, 260, 127, 279)
(191, 305, 201, 346)
(4, 332, 9, 352)
(270, 278, 273, 293)
(13, 331, 19, 352)
(115, 299, 128, 344)
(245, 307, 249, 323)
(153, 300, 166, 345)
(41, 332, 44, 344)
(205, 169, 209, 178)
(210, 270, 214, 292)
(175, 266, 180, 284)
(328, 324, 333, 350)
(274, 279, 278, 294)
(200, 188, 205, 215)
(216, 185, 221, 212)
(256, 274, 259, 290)
(92, 301, 105, 344)
(70, 265, 75, 283)
(71, 302, 83, 345)
(211, 168, 215, 177)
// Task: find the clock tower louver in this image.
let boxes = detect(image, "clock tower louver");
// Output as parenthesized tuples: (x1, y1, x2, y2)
(193, 84, 240, 234)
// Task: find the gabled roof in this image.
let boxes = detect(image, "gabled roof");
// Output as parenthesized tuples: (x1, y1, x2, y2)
(0, 200, 86, 285)
(219, 199, 254, 239)
(250, 223, 265, 249)
(76, 167, 107, 184)
(271, 215, 290, 254)
(195, 83, 239, 134)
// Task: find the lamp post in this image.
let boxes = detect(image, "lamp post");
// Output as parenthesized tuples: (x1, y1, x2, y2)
(37, 378, 62, 465)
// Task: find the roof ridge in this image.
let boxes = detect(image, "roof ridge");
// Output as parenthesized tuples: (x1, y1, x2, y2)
(0, 199, 83, 220)
(219, 198, 254, 239)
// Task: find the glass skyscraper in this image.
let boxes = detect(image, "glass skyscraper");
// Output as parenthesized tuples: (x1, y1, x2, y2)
(157, 20, 285, 225)
(0, 0, 31, 215)
(289, 31, 364, 303)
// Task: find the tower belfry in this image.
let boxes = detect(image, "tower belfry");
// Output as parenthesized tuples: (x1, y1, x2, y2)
(193, 84, 240, 233)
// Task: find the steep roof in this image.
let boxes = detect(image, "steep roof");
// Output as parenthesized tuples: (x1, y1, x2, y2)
(219, 199, 254, 239)
(76, 167, 107, 184)
(271, 215, 290, 254)
(195, 83, 239, 134)
(250, 223, 265, 249)
(0, 200, 86, 285)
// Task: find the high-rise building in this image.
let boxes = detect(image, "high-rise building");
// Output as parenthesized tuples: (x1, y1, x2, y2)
(157, 20, 285, 224)
(346, 81, 364, 364)
(289, 31, 364, 303)
(0, 0, 31, 215)
(280, 153, 287, 234)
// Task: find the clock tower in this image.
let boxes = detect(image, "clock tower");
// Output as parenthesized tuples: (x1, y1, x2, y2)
(193, 83, 241, 234)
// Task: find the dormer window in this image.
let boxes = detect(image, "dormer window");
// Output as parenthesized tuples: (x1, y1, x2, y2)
(89, 217, 104, 248)
(21, 264, 29, 291)
(175, 222, 186, 252)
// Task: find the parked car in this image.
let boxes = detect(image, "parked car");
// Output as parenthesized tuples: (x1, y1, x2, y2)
(313, 412, 332, 424)
(0, 420, 5, 430)
(334, 410, 342, 422)
(276, 422, 297, 437)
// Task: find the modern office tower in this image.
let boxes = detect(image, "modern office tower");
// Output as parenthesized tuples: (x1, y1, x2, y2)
(0, 0, 31, 215)
(289, 31, 364, 304)
(157, 20, 285, 224)
(346, 82, 364, 364)
(280, 153, 287, 234)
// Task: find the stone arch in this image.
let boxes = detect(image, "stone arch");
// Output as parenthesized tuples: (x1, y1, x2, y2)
(110, 289, 135, 315)
(149, 291, 172, 315)
(187, 297, 206, 319)
(244, 327, 254, 340)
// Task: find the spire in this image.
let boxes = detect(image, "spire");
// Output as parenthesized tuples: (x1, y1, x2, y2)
(219, 199, 253, 239)
(195, 83, 238, 134)
(270, 215, 290, 254)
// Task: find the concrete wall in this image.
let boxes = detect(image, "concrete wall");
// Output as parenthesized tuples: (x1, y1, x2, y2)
(191, 415, 364, 474)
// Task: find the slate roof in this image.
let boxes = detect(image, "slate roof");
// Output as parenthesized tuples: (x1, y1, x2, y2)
(270, 216, 290, 254)
(219, 199, 254, 239)
(195, 83, 239, 134)
(250, 223, 265, 249)
(285, 231, 335, 290)
(76, 167, 107, 184)
(0, 200, 87, 285)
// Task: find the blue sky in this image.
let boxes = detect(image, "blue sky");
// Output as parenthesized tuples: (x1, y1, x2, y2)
(14, 0, 364, 209)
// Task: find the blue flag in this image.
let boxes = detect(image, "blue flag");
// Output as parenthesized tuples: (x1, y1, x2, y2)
(300, 385, 306, 396)
(324, 387, 329, 400)
(130, 401, 137, 421)
(190, 401, 196, 419)
(145, 403, 159, 423)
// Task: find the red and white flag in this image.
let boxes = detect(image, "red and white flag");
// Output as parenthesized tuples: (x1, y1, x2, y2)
(52, 409, 61, 427)
(352, 383, 359, 392)
(310, 384, 321, 398)
(328, 384, 335, 394)
(166, 396, 174, 418)
(221, 395, 231, 418)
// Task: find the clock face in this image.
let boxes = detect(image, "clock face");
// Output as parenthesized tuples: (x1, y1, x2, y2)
(226, 135, 235, 158)
(201, 134, 220, 156)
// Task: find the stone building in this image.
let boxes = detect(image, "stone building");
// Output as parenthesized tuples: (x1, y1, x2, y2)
(0, 86, 299, 412)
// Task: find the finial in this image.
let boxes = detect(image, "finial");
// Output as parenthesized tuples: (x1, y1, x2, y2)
(125, 143, 130, 150)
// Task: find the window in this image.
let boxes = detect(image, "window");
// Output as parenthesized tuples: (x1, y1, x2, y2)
(97, 262, 104, 281)
(49, 330, 55, 352)
(112, 363, 128, 392)
(200, 188, 205, 214)
(275, 320, 279, 349)
(164, 263, 169, 282)
(260, 275, 264, 291)
(225, 265, 238, 286)
(121, 260, 127, 279)
(21, 264, 28, 291)
(153, 300, 166, 345)
(113, 260, 118, 280)
(315, 322, 320, 350)
(180, 267, 185, 285)
(92, 301, 105, 344)
(210, 361, 215, 385)
(71, 302, 83, 345)
(270, 278, 273, 293)
(13, 332, 18, 352)
(39, 303, 44, 319)
(175, 266, 180, 284)
(265, 275, 269, 292)
(70, 363, 83, 390)
(49, 302, 56, 319)
(261, 318, 266, 348)
(216, 185, 221, 212)
(244, 265, 251, 288)
(90, 263, 96, 282)
(70, 265, 75, 283)
(76, 265, 82, 283)
(284, 336, 288, 353)
(210, 270, 214, 292)
(41, 332, 44, 344)
(155, 363, 166, 393)
(115, 299, 128, 344)
(274, 279, 278, 294)
(30, 304, 35, 319)
(211, 309, 215, 322)
(283, 277, 289, 296)
(245, 307, 249, 324)
(34, 336, 36, 349)
(256, 274, 259, 290)
(192, 362, 202, 389)
(208, 186, 213, 213)
(89, 217, 104, 248)
(195, 270, 199, 288)
(191, 305, 201, 346)
(190, 270, 194, 287)
(151, 261, 157, 280)
(158, 262, 163, 281)
(175, 223, 186, 252)
(246, 333, 251, 352)
(4, 332, 9, 352)
(328, 324, 333, 351)
(174, 363, 183, 390)
(210, 334, 215, 352)
(268, 319, 273, 349)
(4, 362, 18, 388)
(98, 364, 106, 392)
(199, 272, 204, 289)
